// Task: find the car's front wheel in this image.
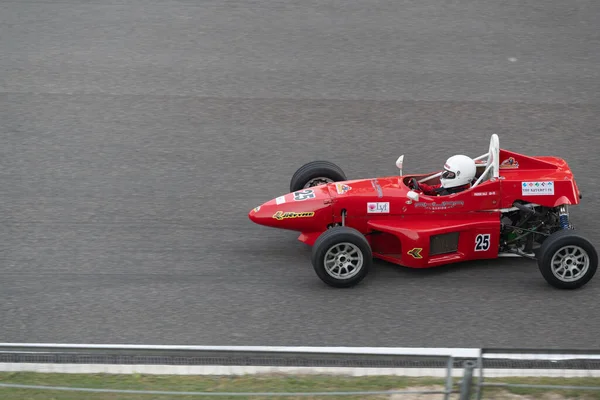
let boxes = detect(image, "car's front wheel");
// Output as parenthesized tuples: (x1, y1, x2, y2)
(311, 226, 372, 288)
(289, 161, 347, 192)
(537, 229, 598, 289)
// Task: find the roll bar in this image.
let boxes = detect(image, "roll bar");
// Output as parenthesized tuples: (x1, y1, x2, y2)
(417, 152, 489, 184)
(417, 134, 499, 189)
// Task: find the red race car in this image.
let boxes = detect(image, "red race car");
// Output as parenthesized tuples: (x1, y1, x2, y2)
(248, 134, 597, 290)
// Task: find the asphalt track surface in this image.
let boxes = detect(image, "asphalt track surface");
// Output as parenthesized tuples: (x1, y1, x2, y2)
(2, 0, 600, 349)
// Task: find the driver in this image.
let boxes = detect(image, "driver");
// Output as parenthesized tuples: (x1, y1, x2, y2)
(410, 155, 477, 196)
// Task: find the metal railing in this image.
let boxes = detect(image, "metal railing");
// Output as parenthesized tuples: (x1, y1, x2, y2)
(0, 343, 599, 399)
(475, 348, 600, 400)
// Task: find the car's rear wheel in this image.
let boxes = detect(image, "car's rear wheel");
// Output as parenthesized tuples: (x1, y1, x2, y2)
(537, 229, 598, 289)
(289, 161, 347, 192)
(311, 226, 372, 288)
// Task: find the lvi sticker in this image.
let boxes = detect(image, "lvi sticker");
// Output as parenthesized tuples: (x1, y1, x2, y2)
(367, 202, 389, 213)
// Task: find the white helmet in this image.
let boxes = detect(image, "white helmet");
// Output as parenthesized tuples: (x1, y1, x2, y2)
(440, 155, 476, 189)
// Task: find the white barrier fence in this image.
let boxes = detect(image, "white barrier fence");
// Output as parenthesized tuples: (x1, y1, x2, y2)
(0, 343, 471, 377)
(1, 343, 599, 377)
(1, 343, 600, 399)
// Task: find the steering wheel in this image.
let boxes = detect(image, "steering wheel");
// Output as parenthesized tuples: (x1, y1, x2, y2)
(409, 178, 420, 190)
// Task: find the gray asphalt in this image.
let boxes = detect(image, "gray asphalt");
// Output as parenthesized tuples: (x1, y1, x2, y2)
(2, 0, 600, 349)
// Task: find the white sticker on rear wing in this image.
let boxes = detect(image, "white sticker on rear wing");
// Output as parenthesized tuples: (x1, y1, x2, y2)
(522, 181, 554, 195)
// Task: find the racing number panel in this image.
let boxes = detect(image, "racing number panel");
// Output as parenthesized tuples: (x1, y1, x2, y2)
(474, 233, 492, 252)
(293, 189, 316, 201)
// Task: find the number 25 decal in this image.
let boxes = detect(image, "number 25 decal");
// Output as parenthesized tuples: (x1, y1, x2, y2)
(475, 234, 490, 251)
(293, 189, 315, 201)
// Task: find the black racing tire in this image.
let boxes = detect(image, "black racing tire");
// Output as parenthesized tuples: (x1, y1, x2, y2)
(311, 226, 372, 288)
(289, 161, 347, 193)
(537, 229, 598, 290)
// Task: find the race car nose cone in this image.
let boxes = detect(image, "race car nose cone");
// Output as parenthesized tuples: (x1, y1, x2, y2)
(248, 204, 282, 228)
(248, 205, 261, 223)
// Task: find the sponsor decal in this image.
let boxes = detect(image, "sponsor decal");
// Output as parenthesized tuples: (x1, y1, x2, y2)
(272, 211, 315, 220)
(414, 200, 464, 210)
(521, 181, 554, 196)
(473, 191, 497, 197)
(275, 195, 286, 205)
(253, 206, 261, 212)
(293, 189, 316, 201)
(367, 202, 389, 213)
(475, 233, 491, 251)
(335, 183, 352, 194)
(370, 179, 383, 198)
(500, 157, 519, 169)
(407, 248, 423, 259)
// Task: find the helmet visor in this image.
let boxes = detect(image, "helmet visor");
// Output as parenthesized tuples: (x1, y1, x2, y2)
(442, 169, 455, 180)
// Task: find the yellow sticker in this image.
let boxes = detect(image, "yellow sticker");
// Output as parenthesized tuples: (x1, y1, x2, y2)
(272, 211, 315, 221)
(407, 248, 423, 259)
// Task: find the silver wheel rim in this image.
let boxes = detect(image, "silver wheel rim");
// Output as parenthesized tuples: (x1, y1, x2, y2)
(323, 242, 363, 279)
(551, 245, 590, 282)
(304, 177, 334, 188)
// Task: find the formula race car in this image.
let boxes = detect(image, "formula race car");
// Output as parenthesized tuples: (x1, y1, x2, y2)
(248, 134, 597, 290)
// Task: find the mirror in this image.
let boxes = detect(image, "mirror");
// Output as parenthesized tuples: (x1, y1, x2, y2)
(396, 155, 404, 175)
(407, 190, 419, 202)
